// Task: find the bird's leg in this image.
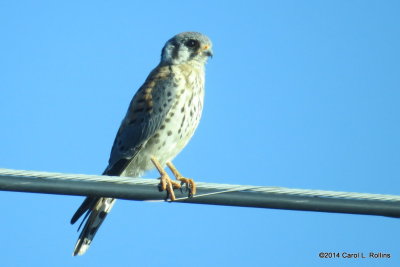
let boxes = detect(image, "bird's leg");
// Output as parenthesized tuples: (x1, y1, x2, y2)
(166, 161, 196, 197)
(150, 157, 181, 201)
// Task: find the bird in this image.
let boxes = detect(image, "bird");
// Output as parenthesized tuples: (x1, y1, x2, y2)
(70, 32, 213, 256)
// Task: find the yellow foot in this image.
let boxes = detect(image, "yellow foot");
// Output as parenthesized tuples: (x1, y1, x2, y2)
(151, 157, 181, 201)
(166, 161, 196, 197)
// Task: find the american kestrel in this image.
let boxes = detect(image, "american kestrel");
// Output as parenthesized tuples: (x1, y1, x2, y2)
(70, 32, 213, 256)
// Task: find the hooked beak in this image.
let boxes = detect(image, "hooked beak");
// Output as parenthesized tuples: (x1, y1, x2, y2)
(204, 50, 213, 58)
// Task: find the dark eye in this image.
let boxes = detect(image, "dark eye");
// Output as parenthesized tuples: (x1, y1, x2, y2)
(185, 39, 199, 48)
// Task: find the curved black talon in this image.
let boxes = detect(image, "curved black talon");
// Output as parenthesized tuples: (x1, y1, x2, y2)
(181, 181, 192, 193)
(182, 182, 194, 198)
(158, 183, 163, 192)
(187, 189, 193, 198)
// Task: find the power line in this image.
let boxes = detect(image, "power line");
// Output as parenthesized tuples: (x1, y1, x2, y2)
(1, 168, 400, 218)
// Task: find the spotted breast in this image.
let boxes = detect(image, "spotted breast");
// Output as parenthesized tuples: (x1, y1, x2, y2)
(120, 63, 205, 177)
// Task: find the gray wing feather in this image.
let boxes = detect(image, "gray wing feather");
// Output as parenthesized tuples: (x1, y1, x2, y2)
(72, 65, 179, 227)
(105, 65, 178, 174)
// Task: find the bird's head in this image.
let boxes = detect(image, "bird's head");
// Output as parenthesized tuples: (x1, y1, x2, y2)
(161, 32, 213, 66)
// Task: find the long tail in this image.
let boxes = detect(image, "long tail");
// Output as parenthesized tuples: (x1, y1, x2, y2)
(71, 197, 116, 256)
(71, 159, 130, 256)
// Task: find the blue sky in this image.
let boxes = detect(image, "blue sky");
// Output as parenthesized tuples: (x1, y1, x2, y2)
(1, 1, 399, 266)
